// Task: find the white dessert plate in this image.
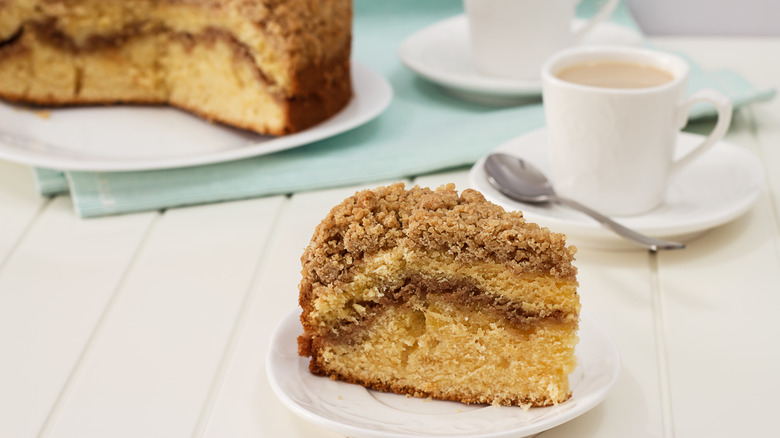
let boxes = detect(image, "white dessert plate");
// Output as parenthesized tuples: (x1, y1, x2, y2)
(267, 309, 620, 438)
(0, 63, 392, 172)
(398, 15, 642, 104)
(470, 128, 765, 249)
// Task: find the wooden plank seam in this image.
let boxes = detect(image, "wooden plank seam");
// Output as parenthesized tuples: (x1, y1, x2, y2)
(191, 196, 291, 438)
(650, 251, 675, 438)
(34, 213, 163, 438)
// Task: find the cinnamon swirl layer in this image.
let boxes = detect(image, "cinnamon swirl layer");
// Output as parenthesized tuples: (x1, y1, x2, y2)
(299, 246, 579, 345)
(309, 274, 574, 347)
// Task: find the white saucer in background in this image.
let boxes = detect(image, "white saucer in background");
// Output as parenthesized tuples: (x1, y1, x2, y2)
(470, 128, 765, 250)
(398, 15, 643, 105)
(267, 309, 619, 438)
(0, 63, 392, 172)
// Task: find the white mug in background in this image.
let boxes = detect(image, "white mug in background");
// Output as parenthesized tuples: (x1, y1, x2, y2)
(541, 46, 732, 216)
(463, 0, 620, 80)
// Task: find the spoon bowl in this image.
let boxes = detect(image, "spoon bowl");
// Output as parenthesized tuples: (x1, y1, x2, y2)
(484, 153, 685, 251)
(485, 153, 556, 203)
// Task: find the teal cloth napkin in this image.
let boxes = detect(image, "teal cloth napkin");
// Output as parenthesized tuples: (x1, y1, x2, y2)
(33, 0, 775, 217)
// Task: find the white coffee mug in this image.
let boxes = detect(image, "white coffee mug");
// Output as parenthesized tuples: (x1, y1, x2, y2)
(463, 0, 620, 80)
(541, 46, 732, 216)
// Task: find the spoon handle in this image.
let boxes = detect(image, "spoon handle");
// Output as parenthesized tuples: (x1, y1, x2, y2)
(553, 196, 685, 251)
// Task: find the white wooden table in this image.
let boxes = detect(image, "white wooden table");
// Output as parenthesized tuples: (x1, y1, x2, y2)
(1, 38, 779, 438)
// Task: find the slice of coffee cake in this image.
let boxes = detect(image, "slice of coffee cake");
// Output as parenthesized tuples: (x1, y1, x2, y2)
(298, 183, 580, 407)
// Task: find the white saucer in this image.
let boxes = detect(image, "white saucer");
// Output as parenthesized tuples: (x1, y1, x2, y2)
(398, 15, 642, 105)
(267, 309, 620, 438)
(0, 63, 392, 172)
(470, 128, 765, 249)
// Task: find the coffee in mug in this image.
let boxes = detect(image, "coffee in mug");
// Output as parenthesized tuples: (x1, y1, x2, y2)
(555, 61, 675, 89)
(541, 46, 733, 216)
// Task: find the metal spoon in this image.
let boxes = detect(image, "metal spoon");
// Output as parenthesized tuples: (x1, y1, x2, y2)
(484, 153, 685, 251)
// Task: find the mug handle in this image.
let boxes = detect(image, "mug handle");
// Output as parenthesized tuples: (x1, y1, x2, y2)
(670, 89, 733, 179)
(573, 0, 621, 40)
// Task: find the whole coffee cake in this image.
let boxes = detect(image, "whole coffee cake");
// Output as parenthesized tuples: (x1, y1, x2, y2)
(0, 0, 353, 135)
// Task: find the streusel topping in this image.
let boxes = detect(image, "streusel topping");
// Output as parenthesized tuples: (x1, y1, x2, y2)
(300, 183, 577, 286)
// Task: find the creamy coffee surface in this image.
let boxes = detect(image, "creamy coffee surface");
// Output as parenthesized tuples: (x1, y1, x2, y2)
(555, 61, 675, 89)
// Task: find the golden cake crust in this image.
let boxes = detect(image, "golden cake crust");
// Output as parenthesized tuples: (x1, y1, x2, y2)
(322, 365, 566, 407)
